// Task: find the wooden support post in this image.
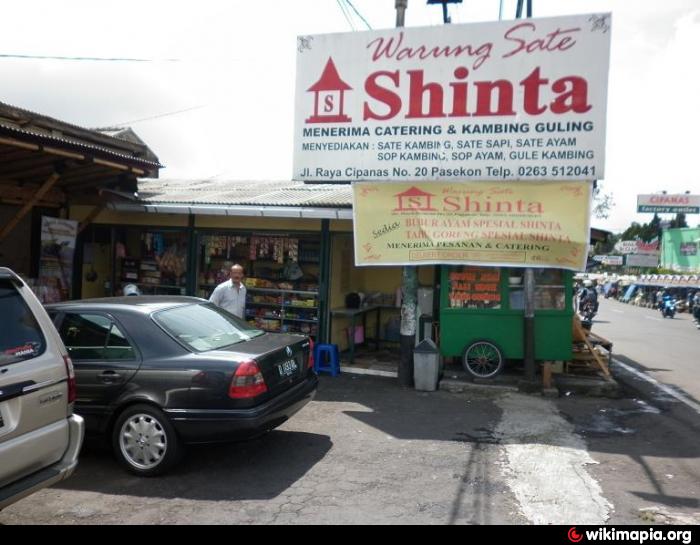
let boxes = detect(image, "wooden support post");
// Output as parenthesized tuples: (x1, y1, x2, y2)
(0, 171, 61, 243)
(573, 318, 612, 380)
(78, 205, 106, 235)
(543, 361, 553, 389)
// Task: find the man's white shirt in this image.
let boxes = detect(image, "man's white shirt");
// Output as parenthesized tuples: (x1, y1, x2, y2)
(209, 280, 247, 319)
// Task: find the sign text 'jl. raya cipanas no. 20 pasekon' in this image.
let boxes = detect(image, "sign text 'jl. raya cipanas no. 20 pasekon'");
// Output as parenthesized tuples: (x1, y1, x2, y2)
(293, 13, 611, 182)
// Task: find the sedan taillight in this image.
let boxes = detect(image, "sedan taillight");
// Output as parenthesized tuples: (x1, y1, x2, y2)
(63, 355, 77, 404)
(229, 360, 268, 399)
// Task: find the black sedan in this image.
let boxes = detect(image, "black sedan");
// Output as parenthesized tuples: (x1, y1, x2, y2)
(46, 297, 318, 477)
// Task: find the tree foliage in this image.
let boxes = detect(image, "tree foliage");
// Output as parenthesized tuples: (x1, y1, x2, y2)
(592, 182, 614, 219)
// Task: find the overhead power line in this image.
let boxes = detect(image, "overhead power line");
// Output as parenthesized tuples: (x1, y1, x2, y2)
(106, 105, 206, 127)
(0, 53, 179, 63)
(343, 0, 372, 30)
(336, 0, 356, 30)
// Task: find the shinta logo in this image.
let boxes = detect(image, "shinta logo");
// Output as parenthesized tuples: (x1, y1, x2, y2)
(568, 527, 584, 543)
(393, 187, 437, 212)
(306, 57, 353, 124)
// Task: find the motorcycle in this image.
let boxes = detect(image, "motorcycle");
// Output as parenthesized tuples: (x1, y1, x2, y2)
(660, 298, 677, 319)
(578, 299, 597, 330)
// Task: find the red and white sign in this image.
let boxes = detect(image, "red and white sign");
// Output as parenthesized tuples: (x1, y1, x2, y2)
(637, 194, 700, 214)
(294, 13, 611, 182)
(614, 238, 660, 255)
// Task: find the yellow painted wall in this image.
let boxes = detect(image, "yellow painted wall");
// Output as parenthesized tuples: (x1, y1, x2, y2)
(81, 243, 112, 299)
(70, 206, 188, 227)
(330, 219, 353, 232)
(328, 233, 434, 351)
(196, 215, 322, 232)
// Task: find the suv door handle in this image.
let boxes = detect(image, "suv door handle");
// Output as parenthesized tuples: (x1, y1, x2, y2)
(98, 371, 123, 384)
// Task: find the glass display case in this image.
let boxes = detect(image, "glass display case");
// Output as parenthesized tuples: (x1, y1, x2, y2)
(508, 268, 566, 310)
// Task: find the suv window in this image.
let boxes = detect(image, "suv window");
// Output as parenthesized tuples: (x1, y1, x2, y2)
(59, 313, 136, 361)
(0, 279, 46, 366)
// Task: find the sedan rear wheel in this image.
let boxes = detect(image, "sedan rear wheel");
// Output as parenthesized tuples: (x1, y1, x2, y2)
(112, 405, 182, 477)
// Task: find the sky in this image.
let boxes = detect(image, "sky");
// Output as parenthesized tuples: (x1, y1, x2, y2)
(1, 0, 698, 234)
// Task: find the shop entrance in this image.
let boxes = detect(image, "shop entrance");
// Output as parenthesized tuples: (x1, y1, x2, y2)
(328, 233, 436, 372)
(196, 232, 322, 339)
(77, 225, 190, 299)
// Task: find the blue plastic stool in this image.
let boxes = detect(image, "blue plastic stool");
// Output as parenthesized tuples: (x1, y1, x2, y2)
(314, 344, 341, 377)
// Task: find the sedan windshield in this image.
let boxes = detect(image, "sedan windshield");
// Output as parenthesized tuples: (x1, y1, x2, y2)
(154, 303, 265, 352)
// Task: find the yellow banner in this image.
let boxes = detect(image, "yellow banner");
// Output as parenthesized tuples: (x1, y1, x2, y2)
(352, 181, 591, 270)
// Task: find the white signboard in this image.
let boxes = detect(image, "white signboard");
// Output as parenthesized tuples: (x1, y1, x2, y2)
(600, 255, 623, 266)
(614, 240, 639, 254)
(294, 13, 611, 182)
(626, 254, 659, 268)
(637, 194, 700, 214)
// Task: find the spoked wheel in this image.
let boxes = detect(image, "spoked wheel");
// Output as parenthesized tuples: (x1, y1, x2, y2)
(112, 404, 182, 477)
(462, 340, 504, 379)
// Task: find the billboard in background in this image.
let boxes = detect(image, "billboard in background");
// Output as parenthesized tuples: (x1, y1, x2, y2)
(626, 254, 659, 268)
(680, 243, 698, 256)
(294, 13, 611, 182)
(637, 194, 700, 214)
(661, 227, 700, 272)
(600, 255, 623, 266)
(352, 180, 591, 270)
(614, 240, 639, 254)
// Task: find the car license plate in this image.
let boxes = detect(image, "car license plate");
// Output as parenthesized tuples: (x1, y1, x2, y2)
(278, 359, 298, 378)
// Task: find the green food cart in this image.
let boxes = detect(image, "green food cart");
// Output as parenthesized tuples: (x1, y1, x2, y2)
(439, 265, 574, 378)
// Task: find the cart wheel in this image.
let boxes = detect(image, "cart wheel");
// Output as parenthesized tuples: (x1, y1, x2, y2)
(462, 340, 504, 379)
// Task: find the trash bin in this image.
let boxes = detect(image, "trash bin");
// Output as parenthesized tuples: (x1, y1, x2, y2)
(414, 338, 440, 392)
(417, 314, 433, 344)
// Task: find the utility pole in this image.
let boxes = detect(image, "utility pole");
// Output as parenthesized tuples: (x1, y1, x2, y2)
(396, 0, 407, 27)
(514, 0, 537, 387)
(427, 0, 462, 25)
(396, 0, 415, 388)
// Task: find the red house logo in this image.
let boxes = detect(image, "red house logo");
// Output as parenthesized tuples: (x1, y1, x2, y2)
(394, 187, 437, 212)
(306, 57, 352, 124)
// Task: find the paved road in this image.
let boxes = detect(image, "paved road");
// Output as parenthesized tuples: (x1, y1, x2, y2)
(593, 298, 700, 403)
(3, 301, 700, 525)
(2, 374, 699, 525)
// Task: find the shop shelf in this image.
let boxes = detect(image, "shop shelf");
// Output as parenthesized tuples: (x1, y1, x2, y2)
(136, 283, 185, 290)
(282, 317, 318, 323)
(247, 314, 282, 320)
(250, 259, 320, 265)
(247, 287, 318, 296)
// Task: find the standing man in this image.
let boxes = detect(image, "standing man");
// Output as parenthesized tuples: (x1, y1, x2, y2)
(209, 264, 247, 320)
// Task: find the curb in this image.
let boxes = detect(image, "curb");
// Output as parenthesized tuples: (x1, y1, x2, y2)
(439, 378, 520, 394)
(339, 367, 398, 378)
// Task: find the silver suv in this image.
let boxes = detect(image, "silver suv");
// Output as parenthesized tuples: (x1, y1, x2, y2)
(0, 268, 84, 510)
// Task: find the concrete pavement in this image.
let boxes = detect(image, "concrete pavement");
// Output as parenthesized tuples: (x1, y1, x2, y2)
(2, 373, 700, 525)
